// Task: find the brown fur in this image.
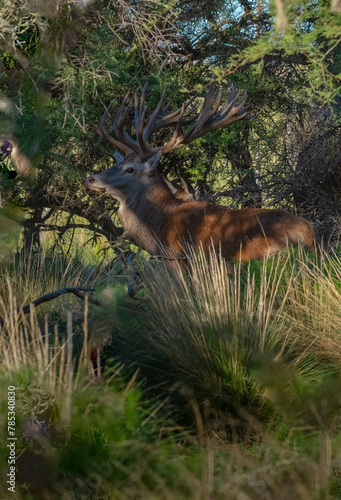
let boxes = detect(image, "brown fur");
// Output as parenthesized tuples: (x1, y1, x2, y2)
(86, 157, 315, 268)
(143, 184, 315, 264)
(87, 82, 315, 266)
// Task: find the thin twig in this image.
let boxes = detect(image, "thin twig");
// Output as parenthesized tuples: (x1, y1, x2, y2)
(148, 255, 188, 261)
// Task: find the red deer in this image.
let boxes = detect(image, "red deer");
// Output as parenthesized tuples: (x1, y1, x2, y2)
(86, 83, 315, 267)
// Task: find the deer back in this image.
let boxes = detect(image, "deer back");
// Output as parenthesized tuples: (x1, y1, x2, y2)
(154, 201, 315, 262)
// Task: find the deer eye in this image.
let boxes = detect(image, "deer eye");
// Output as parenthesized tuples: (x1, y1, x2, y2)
(125, 167, 134, 174)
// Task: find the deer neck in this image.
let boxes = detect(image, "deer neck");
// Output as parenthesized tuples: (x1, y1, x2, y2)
(118, 181, 178, 255)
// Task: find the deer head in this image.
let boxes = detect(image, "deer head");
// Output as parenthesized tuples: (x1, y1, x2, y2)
(86, 81, 248, 202)
(86, 151, 163, 203)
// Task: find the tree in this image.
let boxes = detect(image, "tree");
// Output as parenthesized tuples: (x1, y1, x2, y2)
(0, 0, 340, 256)
(0, 0, 182, 253)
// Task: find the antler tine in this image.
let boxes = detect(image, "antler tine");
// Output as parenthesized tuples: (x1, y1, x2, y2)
(160, 104, 185, 154)
(219, 84, 238, 116)
(134, 89, 140, 133)
(97, 99, 133, 155)
(116, 100, 132, 143)
(137, 106, 156, 156)
(182, 85, 217, 142)
(229, 82, 236, 102)
(238, 90, 248, 108)
(113, 92, 129, 136)
(215, 87, 232, 118)
(212, 93, 223, 115)
(97, 81, 249, 159)
(176, 103, 200, 128)
(143, 86, 168, 141)
(216, 89, 248, 126)
(162, 95, 194, 114)
(156, 93, 198, 128)
(203, 81, 217, 113)
(134, 83, 148, 134)
(110, 92, 141, 154)
(178, 83, 249, 146)
(140, 83, 147, 108)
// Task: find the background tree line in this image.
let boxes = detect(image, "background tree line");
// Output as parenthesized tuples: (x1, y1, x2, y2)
(0, 0, 340, 258)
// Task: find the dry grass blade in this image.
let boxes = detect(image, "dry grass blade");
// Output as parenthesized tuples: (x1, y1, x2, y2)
(0, 248, 100, 323)
(0, 282, 96, 397)
(281, 249, 341, 365)
(0, 286, 100, 327)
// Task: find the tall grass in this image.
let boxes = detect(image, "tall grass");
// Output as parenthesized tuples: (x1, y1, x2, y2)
(0, 248, 93, 322)
(1, 247, 341, 498)
(0, 287, 198, 500)
(97, 247, 341, 433)
(281, 250, 341, 365)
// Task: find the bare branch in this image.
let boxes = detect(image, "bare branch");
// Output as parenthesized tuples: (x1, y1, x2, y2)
(0, 287, 100, 328)
(104, 0, 182, 65)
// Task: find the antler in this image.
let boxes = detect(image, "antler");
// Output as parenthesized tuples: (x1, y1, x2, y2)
(97, 82, 249, 160)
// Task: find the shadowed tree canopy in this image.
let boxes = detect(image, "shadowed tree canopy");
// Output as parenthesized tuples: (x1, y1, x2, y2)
(0, 0, 340, 257)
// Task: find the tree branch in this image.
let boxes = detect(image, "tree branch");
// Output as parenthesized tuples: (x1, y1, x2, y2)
(0, 287, 100, 328)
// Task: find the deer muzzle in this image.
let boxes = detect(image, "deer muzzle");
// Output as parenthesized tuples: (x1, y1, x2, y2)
(85, 176, 107, 193)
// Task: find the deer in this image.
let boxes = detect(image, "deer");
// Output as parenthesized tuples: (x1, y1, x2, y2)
(86, 82, 315, 269)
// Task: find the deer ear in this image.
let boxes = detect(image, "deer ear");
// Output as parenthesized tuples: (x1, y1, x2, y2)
(144, 151, 162, 175)
(163, 178, 178, 194)
(180, 177, 194, 195)
(113, 151, 124, 164)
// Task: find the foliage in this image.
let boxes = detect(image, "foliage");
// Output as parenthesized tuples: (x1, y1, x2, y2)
(1, 248, 341, 498)
(0, 308, 196, 499)
(179, 0, 341, 104)
(0, 3, 341, 497)
(0, 0, 340, 252)
(91, 247, 341, 427)
(0, 202, 26, 259)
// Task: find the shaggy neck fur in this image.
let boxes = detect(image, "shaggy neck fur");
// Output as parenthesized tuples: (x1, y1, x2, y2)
(118, 180, 181, 254)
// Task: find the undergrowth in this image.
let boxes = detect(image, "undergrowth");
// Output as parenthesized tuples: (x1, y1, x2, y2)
(1, 246, 341, 499)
